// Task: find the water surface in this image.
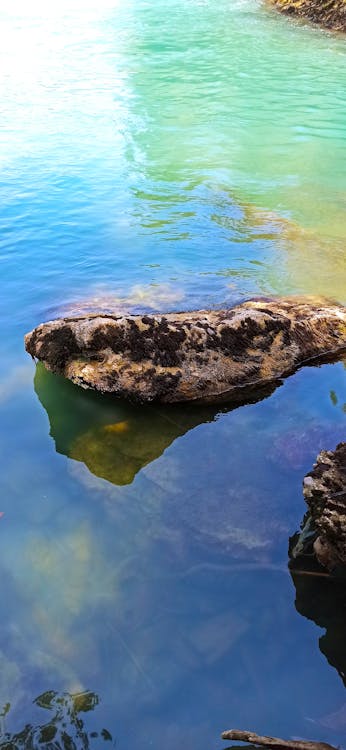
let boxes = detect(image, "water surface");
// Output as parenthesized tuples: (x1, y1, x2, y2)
(0, 1, 346, 748)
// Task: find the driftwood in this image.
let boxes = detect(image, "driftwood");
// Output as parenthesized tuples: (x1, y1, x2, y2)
(221, 729, 337, 750)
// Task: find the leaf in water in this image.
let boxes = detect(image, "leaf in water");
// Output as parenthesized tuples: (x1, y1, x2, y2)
(0, 703, 10, 718)
(330, 390, 338, 406)
(101, 729, 113, 741)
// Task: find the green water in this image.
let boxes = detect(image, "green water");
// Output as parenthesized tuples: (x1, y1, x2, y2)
(0, 1, 346, 748)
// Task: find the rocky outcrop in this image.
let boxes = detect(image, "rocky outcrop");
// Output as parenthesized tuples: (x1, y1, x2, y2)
(271, 0, 346, 32)
(25, 297, 346, 404)
(302, 442, 346, 571)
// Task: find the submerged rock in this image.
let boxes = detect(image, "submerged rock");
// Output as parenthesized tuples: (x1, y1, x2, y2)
(25, 297, 346, 404)
(270, 0, 346, 32)
(161, 481, 290, 560)
(301, 442, 346, 571)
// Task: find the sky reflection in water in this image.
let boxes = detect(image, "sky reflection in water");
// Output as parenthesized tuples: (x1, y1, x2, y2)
(0, 0, 345, 748)
(0, 360, 345, 749)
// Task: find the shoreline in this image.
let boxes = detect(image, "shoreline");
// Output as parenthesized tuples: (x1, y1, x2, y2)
(270, 0, 346, 32)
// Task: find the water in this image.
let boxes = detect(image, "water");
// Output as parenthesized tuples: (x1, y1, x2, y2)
(0, 1, 345, 748)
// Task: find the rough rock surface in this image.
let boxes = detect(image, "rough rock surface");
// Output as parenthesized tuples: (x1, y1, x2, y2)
(271, 0, 346, 32)
(302, 442, 346, 571)
(25, 297, 346, 404)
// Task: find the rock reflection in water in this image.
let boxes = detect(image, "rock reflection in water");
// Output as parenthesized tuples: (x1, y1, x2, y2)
(0, 690, 113, 750)
(32, 359, 346, 560)
(34, 363, 222, 486)
(290, 563, 346, 688)
(34, 363, 275, 488)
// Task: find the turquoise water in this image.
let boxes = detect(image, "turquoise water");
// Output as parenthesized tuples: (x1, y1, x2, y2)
(0, 1, 346, 748)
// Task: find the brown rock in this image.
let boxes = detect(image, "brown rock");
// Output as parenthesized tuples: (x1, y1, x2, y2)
(302, 442, 346, 571)
(270, 0, 346, 32)
(25, 297, 346, 404)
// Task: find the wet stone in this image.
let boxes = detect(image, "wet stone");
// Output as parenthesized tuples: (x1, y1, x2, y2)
(291, 443, 346, 571)
(25, 297, 346, 404)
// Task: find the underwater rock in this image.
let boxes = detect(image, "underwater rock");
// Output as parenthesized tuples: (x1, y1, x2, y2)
(54, 282, 185, 318)
(25, 297, 346, 404)
(270, 0, 346, 32)
(158, 479, 290, 560)
(301, 442, 346, 571)
(269, 423, 341, 471)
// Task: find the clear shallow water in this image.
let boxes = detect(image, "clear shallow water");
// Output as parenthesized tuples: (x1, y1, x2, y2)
(0, 1, 346, 748)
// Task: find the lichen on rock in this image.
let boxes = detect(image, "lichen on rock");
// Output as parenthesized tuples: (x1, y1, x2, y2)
(302, 442, 346, 571)
(25, 296, 346, 404)
(291, 442, 346, 571)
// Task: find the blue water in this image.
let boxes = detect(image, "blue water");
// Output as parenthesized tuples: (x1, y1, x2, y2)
(0, 1, 346, 748)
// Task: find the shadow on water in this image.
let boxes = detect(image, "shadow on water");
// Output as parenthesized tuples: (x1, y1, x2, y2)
(34, 353, 346, 491)
(290, 562, 346, 689)
(33, 363, 276, 487)
(28, 360, 346, 749)
(0, 691, 113, 750)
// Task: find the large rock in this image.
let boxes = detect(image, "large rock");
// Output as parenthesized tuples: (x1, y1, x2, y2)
(271, 0, 346, 32)
(25, 297, 346, 404)
(302, 442, 346, 571)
